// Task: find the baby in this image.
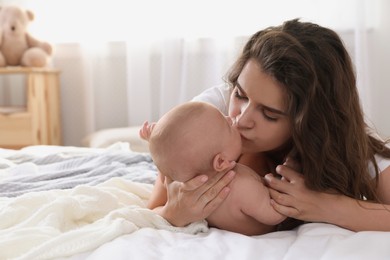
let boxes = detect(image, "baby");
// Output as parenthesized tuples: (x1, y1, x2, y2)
(140, 101, 286, 235)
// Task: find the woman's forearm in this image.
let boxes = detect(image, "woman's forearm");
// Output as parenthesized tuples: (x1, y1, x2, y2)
(325, 194, 390, 232)
(266, 169, 390, 231)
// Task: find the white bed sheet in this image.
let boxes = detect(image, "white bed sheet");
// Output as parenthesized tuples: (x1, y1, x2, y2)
(1, 144, 390, 260)
(66, 223, 390, 260)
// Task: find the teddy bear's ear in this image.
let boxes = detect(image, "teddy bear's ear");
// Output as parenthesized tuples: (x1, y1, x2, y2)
(26, 10, 34, 21)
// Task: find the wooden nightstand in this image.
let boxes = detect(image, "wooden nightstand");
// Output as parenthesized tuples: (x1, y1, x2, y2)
(0, 67, 62, 149)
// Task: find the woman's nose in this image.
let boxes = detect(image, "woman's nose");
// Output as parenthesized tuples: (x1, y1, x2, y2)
(225, 116, 238, 126)
(236, 106, 254, 128)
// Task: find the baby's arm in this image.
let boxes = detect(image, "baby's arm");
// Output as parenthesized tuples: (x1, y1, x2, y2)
(139, 121, 167, 208)
(237, 165, 286, 225)
(147, 171, 168, 209)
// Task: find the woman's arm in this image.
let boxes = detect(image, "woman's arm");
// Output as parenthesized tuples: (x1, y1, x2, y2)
(154, 170, 236, 227)
(377, 166, 390, 204)
(265, 164, 390, 231)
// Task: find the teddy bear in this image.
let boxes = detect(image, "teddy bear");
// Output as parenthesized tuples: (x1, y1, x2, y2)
(0, 5, 53, 67)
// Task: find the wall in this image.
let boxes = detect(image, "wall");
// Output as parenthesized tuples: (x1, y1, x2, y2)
(369, 0, 390, 138)
(1, 0, 389, 145)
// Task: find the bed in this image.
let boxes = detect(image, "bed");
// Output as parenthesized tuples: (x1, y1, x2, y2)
(1, 142, 390, 260)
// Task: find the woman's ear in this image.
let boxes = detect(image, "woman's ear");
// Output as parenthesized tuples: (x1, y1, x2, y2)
(213, 154, 234, 172)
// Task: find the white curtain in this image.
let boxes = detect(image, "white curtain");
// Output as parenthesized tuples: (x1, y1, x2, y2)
(1, 0, 388, 146)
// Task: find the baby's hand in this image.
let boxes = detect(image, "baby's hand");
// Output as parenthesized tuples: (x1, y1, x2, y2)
(139, 121, 156, 141)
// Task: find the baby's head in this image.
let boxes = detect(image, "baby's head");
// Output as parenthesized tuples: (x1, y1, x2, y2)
(149, 101, 241, 182)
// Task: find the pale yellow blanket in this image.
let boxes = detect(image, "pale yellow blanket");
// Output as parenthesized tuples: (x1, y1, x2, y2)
(0, 178, 208, 260)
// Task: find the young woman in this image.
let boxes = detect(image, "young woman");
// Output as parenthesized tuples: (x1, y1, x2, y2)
(151, 19, 390, 232)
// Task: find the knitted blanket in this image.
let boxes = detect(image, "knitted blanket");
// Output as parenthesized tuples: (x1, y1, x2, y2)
(0, 143, 157, 197)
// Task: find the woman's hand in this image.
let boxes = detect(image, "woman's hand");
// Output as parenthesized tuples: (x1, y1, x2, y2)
(264, 158, 338, 223)
(160, 169, 236, 227)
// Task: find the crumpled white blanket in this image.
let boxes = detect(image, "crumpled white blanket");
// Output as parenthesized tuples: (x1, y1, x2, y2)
(0, 177, 208, 260)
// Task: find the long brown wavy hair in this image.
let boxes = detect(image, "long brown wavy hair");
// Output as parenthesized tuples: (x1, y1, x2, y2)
(227, 19, 390, 201)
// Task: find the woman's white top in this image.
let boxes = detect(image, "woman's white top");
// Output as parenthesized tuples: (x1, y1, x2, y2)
(370, 155, 390, 177)
(192, 83, 231, 116)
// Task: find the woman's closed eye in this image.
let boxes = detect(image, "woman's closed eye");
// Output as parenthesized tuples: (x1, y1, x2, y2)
(234, 88, 247, 100)
(233, 85, 284, 122)
(262, 109, 278, 122)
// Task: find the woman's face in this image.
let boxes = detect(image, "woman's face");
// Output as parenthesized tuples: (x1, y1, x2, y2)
(228, 59, 292, 153)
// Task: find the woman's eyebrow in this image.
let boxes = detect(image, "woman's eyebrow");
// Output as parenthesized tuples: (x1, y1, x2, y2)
(235, 84, 287, 116)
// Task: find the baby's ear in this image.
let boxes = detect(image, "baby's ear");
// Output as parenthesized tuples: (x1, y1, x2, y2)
(213, 154, 235, 172)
